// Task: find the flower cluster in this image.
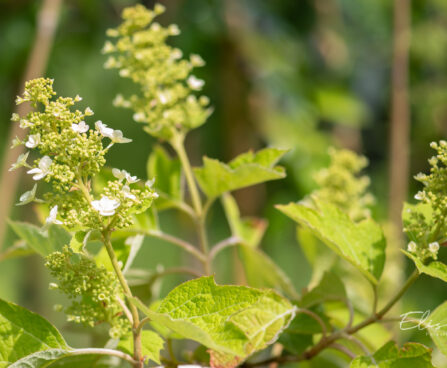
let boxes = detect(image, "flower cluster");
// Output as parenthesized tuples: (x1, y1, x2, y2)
(313, 148, 374, 221)
(404, 141, 447, 260)
(103, 4, 212, 140)
(10, 77, 157, 231)
(45, 246, 129, 338)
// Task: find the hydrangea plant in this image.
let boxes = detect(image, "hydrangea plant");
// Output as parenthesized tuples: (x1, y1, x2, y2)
(2, 3, 447, 368)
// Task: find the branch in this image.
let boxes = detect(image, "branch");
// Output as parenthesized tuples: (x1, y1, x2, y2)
(209, 236, 241, 261)
(70, 348, 136, 365)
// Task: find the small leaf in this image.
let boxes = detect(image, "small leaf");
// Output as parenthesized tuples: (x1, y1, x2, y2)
(0, 298, 68, 367)
(122, 235, 144, 274)
(194, 148, 288, 199)
(279, 333, 313, 356)
(239, 244, 298, 299)
(118, 330, 164, 364)
(403, 250, 447, 283)
(350, 341, 435, 367)
(222, 193, 267, 248)
(300, 271, 346, 308)
(277, 198, 386, 284)
(69, 231, 89, 253)
(147, 145, 183, 210)
(130, 276, 295, 365)
(8, 221, 58, 257)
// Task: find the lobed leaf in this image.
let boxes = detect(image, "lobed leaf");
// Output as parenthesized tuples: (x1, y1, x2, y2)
(194, 148, 288, 199)
(130, 276, 295, 367)
(277, 198, 386, 284)
(426, 301, 447, 357)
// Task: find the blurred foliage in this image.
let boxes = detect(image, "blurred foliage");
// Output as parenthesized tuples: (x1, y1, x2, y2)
(2, 0, 447, 366)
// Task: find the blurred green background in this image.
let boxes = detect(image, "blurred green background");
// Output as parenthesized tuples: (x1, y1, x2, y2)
(1, 0, 447, 364)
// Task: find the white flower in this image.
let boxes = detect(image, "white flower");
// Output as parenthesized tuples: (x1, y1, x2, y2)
(407, 241, 417, 252)
(72, 121, 89, 133)
(112, 168, 139, 183)
(111, 129, 132, 144)
(187, 75, 204, 90)
(19, 119, 33, 128)
(122, 185, 136, 201)
(84, 107, 94, 116)
(145, 178, 155, 189)
(91, 196, 120, 216)
(429, 242, 440, 253)
(95, 121, 114, 138)
(74, 94, 83, 102)
(25, 134, 41, 148)
(16, 184, 37, 206)
(27, 156, 52, 180)
(46, 205, 63, 225)
(414, 191, 424, 201)
(158, 91, 171, 105)
(9, 152, 29, 172)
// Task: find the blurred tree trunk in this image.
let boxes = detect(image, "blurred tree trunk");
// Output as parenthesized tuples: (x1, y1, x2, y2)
(388, 0, 411, 233)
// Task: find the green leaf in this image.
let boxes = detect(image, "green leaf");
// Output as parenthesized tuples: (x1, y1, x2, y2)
(147, 145, 183, 210)
(0, 298, 68, 367)
(402, 202, 434, 243)
(277, 198, 386, 284)
(130, 276, 295, 366)
(350, 341, 435, 367)
(69, 231, 88, 253)
(95, 237, 130, 272)
(222, 193, 267, 248)
(8, 221, 70, 257)
(402, 250, 447, 283)
(426, 301, 447, 356)
(9, 349, 69, 368)
(278, 333, 313, 356)
(239, 244, 298, 299)
(0, 241, 34, 262)
(300, 271, 346, 308)
(118, 330, 164, 364)
(122, 235, 144, 274)
(194, 148, 288, 199)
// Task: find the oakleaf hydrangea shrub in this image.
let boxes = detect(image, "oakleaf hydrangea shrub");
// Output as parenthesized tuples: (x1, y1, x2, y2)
(2, 3, 447, 368)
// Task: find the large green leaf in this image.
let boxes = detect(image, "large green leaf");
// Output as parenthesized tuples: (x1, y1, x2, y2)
(403, 250, 447, 283)
(350, 341, 435, 367)
(194, 148, 287, 199)
(147, 145, 183, 210)
(426, 301, 447, 356)
(130, 276, 295, 367)
(277, 198, 386, 284)
(0, 298, 68, 367)
(118, 330, 164, 364)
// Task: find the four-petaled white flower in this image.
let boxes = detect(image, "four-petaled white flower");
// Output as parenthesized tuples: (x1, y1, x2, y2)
(111, 129, 132, 144)
(46, 205, 63, 225)
(25, 134, 41, 148)
(91, 196, 120, 216)
(122, 185, 136, 201)
(407, 241, 417, 253)
(187, 75, 204, 91)
(145, 178, 155, 189)
(72, 121, 89, 133)
(9, 152, 29, 172)
(16, 184, 37, 206)
(95, 121, 114, 138)
(414, 191, 424, 201)
(27, 156, 52, 180)
(429, 242, 440, 253)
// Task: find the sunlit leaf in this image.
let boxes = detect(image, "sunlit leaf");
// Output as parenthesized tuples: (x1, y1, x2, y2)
(118, 330, 164, 364)
(277, 198, 386, 284)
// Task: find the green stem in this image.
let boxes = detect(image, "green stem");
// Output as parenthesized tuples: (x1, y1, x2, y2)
(171, 133, 202, 217)
(102, 232, 142, 368)
(70, 348, 136, 365)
